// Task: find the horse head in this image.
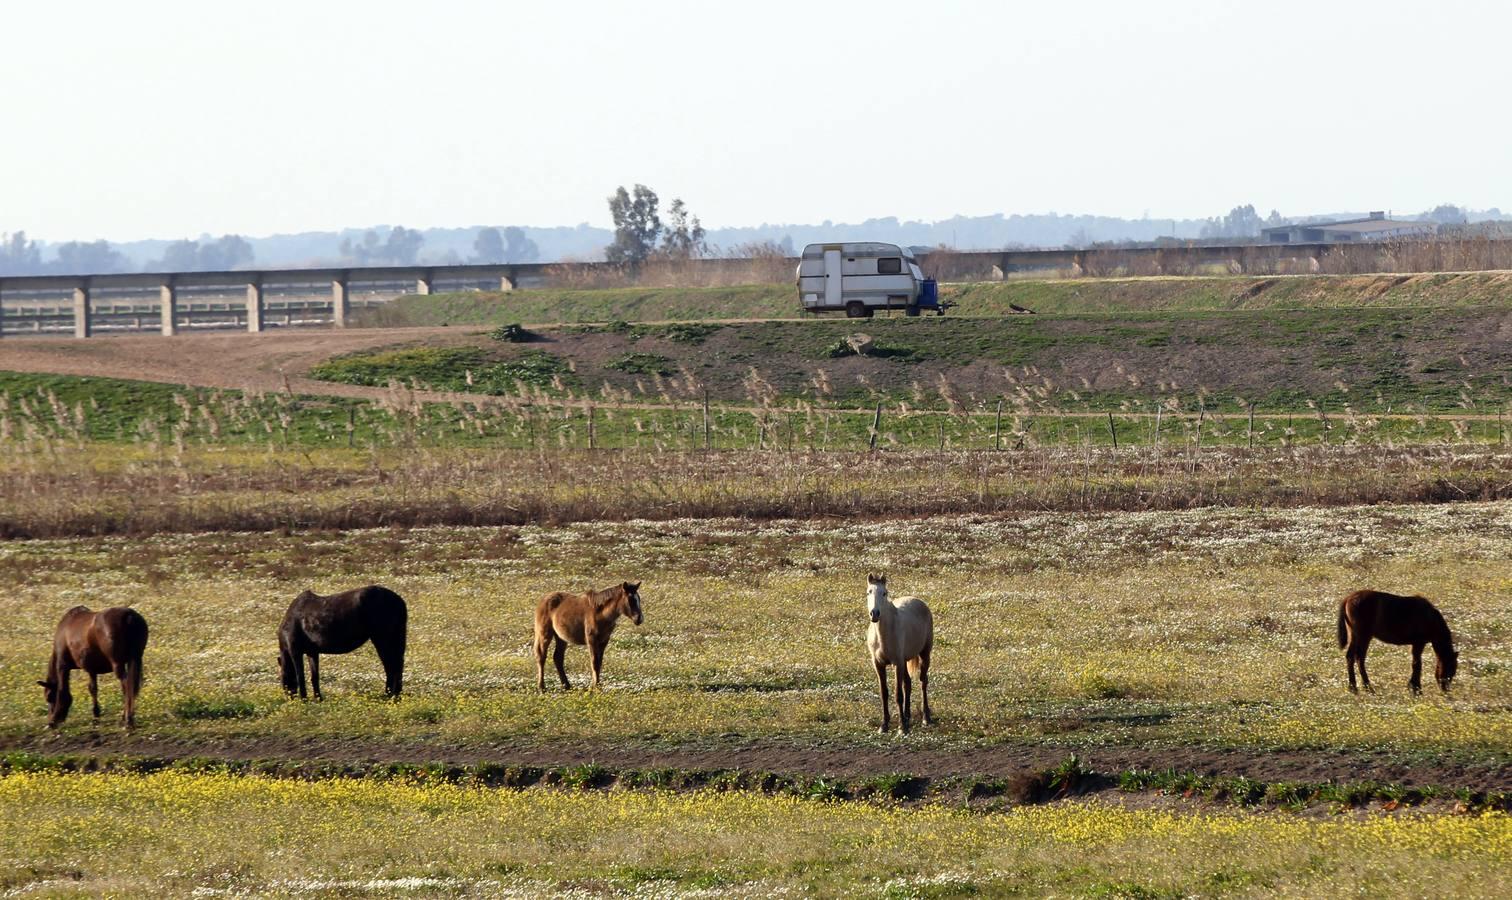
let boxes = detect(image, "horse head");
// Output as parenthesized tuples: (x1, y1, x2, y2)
(1436, 648, 1458, 691)
(622, 581, 643, 626)
(277, 648, 300, 696)
(866, 573, 888, 623)
(37, 678, 69, 727)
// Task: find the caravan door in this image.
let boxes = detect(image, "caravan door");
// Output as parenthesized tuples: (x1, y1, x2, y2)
(824, 248, 843, 307)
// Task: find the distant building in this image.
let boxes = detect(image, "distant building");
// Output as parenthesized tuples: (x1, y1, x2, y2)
(1261, 211, 1437, 243)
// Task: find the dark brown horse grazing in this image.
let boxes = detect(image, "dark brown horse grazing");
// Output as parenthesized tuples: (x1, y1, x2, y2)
(38, 606, 149, 728)
(278, 585, 407, 699)
(534, 582, 642, 690)
(1337, 590, 1458, 694)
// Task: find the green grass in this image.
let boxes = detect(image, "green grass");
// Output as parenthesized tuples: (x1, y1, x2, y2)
(0, 769, 1507, 897)
(363, 283, 793, 326)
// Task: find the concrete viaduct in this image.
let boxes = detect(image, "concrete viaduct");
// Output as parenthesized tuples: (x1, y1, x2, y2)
(0, 241, 1355, 338)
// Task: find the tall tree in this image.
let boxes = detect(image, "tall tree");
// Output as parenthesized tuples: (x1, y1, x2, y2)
(198, 235, 254, 270)
(0, 230, 42, 274)
(1421, 204, 1467, 225)
(502, 226, 539, 263)
(51, 240, 128, 274)
(383, 226, 424, 265)
(605, 184, 661, 265)
(473, 227, 506, 263)
(660, 198, 707, 258)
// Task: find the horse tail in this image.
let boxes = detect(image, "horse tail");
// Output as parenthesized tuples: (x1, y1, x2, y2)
(1336, 601, 1349, 649)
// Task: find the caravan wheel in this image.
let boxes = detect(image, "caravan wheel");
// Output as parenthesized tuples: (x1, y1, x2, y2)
(846, 302, 870, 319)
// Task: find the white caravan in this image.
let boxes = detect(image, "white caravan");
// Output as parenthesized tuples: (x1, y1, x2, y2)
(796, 242, 944, 317)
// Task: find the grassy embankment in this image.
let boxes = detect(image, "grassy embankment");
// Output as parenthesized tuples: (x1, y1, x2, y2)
(315, 308, 1512, 418)
(360, 270, 1512, 326)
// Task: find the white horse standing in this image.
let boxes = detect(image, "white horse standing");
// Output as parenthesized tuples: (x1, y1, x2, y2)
(865, 573, 934, 734)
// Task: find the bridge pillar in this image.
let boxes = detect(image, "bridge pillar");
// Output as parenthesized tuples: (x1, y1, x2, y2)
(331, 276, 350, 327)
(414, 269, 433, 295)
(246, 279, 264, 333)
(160, 283, 177, 336)
(498, 272, 516, 292)
(73, 285, 91, 338)
(1072, 251, 1088, 278)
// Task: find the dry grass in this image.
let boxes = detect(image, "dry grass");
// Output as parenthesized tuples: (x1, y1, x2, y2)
(1, 443, 1509, 539)
(1, 503, 1508, 759)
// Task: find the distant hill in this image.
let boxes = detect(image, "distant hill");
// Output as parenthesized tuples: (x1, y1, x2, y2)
(6, 207, 1509, 275)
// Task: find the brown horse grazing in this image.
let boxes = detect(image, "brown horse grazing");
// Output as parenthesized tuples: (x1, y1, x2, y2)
(534, 582, 643, 690)
(1337, 590, 1459, 694)
(38, 606, 149, 729)
(278, 585, 407, 699)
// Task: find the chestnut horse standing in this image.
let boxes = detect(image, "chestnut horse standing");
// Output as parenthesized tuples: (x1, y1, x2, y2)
(278, 585, 407, 699)
(1337, 590, 1459, 694)
(534, 581, 642, 690)
(38, 606, 149, 728)
(866, 574, 934, 734)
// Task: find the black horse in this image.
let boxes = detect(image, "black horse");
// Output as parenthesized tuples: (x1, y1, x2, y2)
(278, 585, 407, 699)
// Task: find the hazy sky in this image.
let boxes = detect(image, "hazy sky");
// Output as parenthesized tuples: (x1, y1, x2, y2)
(4, 0, 1507, 242)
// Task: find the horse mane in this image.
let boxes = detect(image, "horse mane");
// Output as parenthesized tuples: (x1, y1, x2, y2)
(589, 584, 624, 607)
(1418, 597, 1455, 651)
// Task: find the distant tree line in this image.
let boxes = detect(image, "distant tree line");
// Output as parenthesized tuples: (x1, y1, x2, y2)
(0, 230, 257, 275)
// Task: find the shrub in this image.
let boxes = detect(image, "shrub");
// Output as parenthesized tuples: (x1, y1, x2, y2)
(489, 323, 534, 343)
(607, 353, 673, 376)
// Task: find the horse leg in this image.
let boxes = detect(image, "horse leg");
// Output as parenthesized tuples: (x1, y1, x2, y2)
(1346, 646, 1357, 694)
(553, 639, 571, 690)
(1356, 641, 1373, 692)
(588, 639, 606, 691)
(296, 652, 308, 700)
(372, 634, 406, 699)
(309, 654, 322, 701)
(125, 658, 141, 728)
(534, 632, 551, 692)
(918, 647, 934, 726)
(380, 621, 406, 698)
(1410, 643, 1424, 695)
(112, 664, 133, 728)
(88, 673, 101, 719)
(874, 661, 890, 734)
(896, 668, 912, 734)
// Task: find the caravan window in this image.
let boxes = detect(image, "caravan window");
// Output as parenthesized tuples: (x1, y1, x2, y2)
(877, 257, 902, 275)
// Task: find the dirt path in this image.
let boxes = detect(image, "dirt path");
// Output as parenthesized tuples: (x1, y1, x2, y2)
(0, 327, 476, 401)
(7, 733, 1507, 792)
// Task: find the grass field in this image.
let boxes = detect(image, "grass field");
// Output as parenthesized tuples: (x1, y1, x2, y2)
(3, 280, 1511, 895)
(3, 769, 1509, 897)
(3, 504, 1508, 767)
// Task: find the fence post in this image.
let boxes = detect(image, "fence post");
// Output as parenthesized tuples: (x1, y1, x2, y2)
(994, 398, 1003, 451)
(869, 402, 882, 451)
(1106, 411, 1118, 450)
(1247, 403, 1255, 449)
(587, 404, 596, 450)
(703, 388, 711, 450)
(938, 418, 946, 451)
